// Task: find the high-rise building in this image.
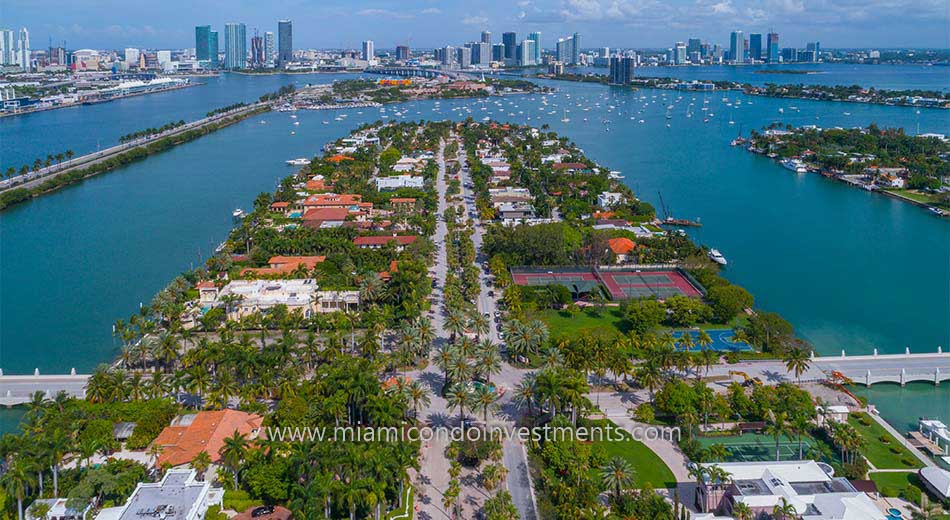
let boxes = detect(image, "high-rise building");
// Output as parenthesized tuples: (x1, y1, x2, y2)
(502, 32, 517, 60)
(17, 27, 30, 70)
(457, 46, 471, 68)
(555, 33, 580, 65)
(481, 31, 491, 45)
(528, 32, 541, 64)
(674, 42, 687, 65)
(395, 45, 410, 61)
(264, 31, 275, 66)
(700, 42, 711, 59)
(687, 38, 702, 56)
(492, 44, 505, 62)
(806, 41, 821, 61)
(749, 33, 762, 61)
(157, 50, 171, 70)
(124, 48, 140, 65)
(224, 22, 246, 69)
(608, 56, 636, 84)
(571, 32, 581, 65)
(441, 46, 455, 66)
(250, 33, 264, 67)
(781, 47, 797, 62)
(767, 32, 779, 63)
(195, 25, 213, 63)
(0, 29, 15, 65)
(277, 20, 292, 67)
(518, 39, 536, 66)
(729, 30, 745, 63)
(361, 40, 374, 61)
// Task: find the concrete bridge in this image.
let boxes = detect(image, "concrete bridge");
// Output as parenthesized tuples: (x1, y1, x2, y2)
(0, 369, 90, 407)
(812, 348, 950, 386)
(364, 66, 474, 81)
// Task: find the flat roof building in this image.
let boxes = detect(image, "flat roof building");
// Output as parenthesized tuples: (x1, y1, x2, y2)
(94, 469, 212, 520)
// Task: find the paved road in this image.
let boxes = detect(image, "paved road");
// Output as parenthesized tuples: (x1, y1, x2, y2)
(0, 102, 267, 194)
(457, 144, 538, 520)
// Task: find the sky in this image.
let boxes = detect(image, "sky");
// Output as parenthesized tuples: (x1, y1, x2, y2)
(3, 0, 948, 51)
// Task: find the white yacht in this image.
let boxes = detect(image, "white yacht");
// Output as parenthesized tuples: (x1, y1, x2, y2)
(708, 249, 727, 266)
(232, 208, 246, 220)
(286, 158, 310, 166)
(782, 158, 808, 173)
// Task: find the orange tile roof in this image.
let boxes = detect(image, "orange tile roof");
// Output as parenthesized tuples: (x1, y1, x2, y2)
(270, 201, 290, 209)
(303, 194, 362, 207)
(306, 178, 329, 191)
(301, 207, 351, 221)
(151, 410, 263, 468)
(354, 235, 418, 247)
(326, 154, 355, 163)
(390, 197, 417, 203)
(593, 211, 616, 219)
(196, 281, 216, 289)
(608, 237, 636, 255)
(240, 255, 326, 276)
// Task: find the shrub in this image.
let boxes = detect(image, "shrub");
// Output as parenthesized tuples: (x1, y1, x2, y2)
(901, 456, 917, 467)
(890, 446, 903, 454)
(901, 484, 922, 505)
(880, 485, 900, 497)
(879, 435, 890, 444)
(634, 403, 655, 423)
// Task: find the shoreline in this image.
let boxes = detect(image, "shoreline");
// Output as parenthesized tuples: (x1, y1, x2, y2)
(0, 82, 202, 119)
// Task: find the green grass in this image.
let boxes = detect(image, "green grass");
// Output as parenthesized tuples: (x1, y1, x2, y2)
(385, 481, 414, 519)
(883, 189, 948, 207)
(535, 307, 628, 338)
(587, 420, 677, 489)
(869, 471, 921, 496)
(848, 413, 924, 470)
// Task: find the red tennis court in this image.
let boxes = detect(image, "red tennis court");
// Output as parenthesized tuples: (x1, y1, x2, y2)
(510, 266, 703, 300)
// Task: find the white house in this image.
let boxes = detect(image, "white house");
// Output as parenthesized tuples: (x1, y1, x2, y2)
(216, 279, 320, 319)
(94, 469, 216, 520)
(597, 192, 624, 208)
(27, 498, 93, 520)
(375, 175, 424, 191)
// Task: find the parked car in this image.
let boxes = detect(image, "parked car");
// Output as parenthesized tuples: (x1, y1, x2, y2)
(252, 506, 275, 518)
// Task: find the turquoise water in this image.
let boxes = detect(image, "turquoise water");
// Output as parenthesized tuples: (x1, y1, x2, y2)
(1, 69, 948, 434)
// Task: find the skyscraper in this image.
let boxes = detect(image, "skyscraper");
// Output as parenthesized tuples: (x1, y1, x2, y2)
(441, 45, 455, 66)
(277, 20, 292, 67)
(124, 48, 140, 65)
(749, 33, 762, 61)
(502, 32, 516, 60)
(528, 32, 541, 64)
(0, 29, 15, 65)
(457, 46, 471, 68)
(481, 31, 491, 45)
(224, 22, 246, 69)
(674, 42, 687, 65)
(250, 32, 264, 67)
(492, 44, 505, 62)
(608, 56, 635, 84)
(264, 32, 275, 66)
(195, 25, 213, 63)
(767, 32, 779, 63)
(395, 45, 410, 61)
(729, 30, 745, 63)
(210, 31, 219, 66)
(518, 40, 536, 66)
(17, 27, 30, 70)
(571, 33, 581, 65)
(687, 38, 702, 56)
(555, 33, 580, 65)
(362, 40, 374, 61)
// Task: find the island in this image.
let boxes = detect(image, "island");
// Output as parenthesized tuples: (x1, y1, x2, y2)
(743, 123, 950, 214)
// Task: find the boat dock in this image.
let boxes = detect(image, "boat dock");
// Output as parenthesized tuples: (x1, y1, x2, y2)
(0, 370, 90, 407)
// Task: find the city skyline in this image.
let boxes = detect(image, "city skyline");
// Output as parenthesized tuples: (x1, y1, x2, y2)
(3, 0, 948, 50)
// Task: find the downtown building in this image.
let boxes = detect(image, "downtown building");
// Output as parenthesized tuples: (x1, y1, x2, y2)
(556, 32, 581, 65)
(277, 20, 292, 67)
(729, 30, 745, 63)
(608, 56, 636, 85)
(224, 22, 246, 69)
(195, 25, 219, 68)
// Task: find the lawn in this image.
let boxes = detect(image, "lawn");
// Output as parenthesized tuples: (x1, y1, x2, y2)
(534, 307, 628, 338)
(848, 413, 924, 470)
(883, 189, 948, 208)
(587, 420, 677, 489)
(869, 471, 922, 497)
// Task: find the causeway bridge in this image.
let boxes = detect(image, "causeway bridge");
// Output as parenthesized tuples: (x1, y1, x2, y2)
(363, 66, 474, 81)
(0, 369, 90, 407)
(812, 348, 950, 386)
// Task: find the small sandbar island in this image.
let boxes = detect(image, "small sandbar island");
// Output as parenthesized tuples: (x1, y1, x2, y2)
(742, 124, 950, 215)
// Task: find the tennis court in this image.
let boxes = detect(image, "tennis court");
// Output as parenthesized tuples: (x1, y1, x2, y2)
(698, 433, 811, 462)
(510, 266, 704, 301)
(671, 329, 753, 352)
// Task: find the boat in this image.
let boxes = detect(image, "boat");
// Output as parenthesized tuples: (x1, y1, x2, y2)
(781, 158, 808, 173)
(286, 158, 311, 166)
(293, 121, 300, 126)
(608, 171, 625, 180)
(232, 208, 246, 220)
(708, 249, 727, 265)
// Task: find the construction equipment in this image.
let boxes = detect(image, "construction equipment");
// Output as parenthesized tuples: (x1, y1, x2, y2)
(729, 370, 763, 387)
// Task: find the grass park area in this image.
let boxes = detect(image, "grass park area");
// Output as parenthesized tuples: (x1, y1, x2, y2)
(534, 307, 628, 338)
(848, 413, 924, 470)
(869, 471, 922, 497)
(586, 419, 677, 489)
(883, 188, 950, 208)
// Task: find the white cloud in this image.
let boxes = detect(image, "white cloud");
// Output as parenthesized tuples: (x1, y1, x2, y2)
(462, 15, 489, 26)
(421, 7, 441, 14)
(356, 8, 415, 20)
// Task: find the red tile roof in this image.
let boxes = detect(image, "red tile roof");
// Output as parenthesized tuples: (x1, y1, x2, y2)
(608, 237, 636, 255)
(301, 207, 350, 221)
(151, 410, 263, 468)
(553, 162, 588, 170)
(302, 194, 362, 208)
(353, 235, 418, 246)
(270, 201, 290, 209)
(241, 255, 326, 276)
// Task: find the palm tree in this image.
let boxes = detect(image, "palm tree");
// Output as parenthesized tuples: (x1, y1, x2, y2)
(191, 450, 211, 481)
(445, 383, 473, 431)
(765, 410, 788, 461)
(772, 497, 799, 519)
(473, 384, 498, 422)
(476, 346, 502, 385)
(445, 310, 467, 341)
(635, 360, 664, 403)
(2, 457, 36, 520)
(600, 457, 636, 501)
(784, 347, 812, 383)
(406, 380, 431, 421)
(220, 431, 249, 489)
(469, 313, 489, 341)
(513, 376, 537, 417)
(732, 501, 753, 520)
(789, 414, 811, 459)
